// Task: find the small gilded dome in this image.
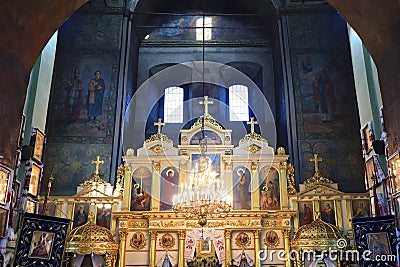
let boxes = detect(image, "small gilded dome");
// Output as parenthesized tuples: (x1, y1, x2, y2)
(291, 218, 345, 250)
(66, 218, 119, 255)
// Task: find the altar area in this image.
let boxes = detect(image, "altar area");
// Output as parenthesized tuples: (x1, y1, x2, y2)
(41, 97, 370, 267)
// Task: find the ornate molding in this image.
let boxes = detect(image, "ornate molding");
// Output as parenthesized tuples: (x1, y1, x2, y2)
(277, 147, 286, 155)
(227, 220, 261, 227)
(159, 233, 176, 249)
(149, 231, 158, 240)
(287, 163, 297, 195)
(178, 230, 186, 239)
(252, 229, 262, 238)
(152, 161, 161, 173)
(224, 230, 232, 239)
(145, 133, 173, 144)
(239, 133, 268, 145)
(191, 115, 224, 131)
(264, 230, 280, 248)
(149, 220, 185, 228)
(129, 232, 147, 250)
(128, 221, 149, 228)
(261, 219, 282, 228)
(119, 231, 129, 241)
(235, 232, 251, 248)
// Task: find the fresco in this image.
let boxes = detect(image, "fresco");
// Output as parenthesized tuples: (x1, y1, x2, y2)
(288, 12, 364, 193)
(43, 13, 122, 196)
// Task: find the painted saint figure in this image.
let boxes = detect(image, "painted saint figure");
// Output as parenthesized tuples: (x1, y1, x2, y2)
(370, 234, 389, 259)
(353, 203, 369, 218)
(160, 169, 177, 211)
(86, 71, 105, 123)
(321, 203, 335, 225)
(300, 203, 313, 226)
(65, 67, 84, 122)
(73, 205, 88, 228)
(312, 68, 335, 122)
(30, 233, 51, 259)
(237, 169, 250, 210)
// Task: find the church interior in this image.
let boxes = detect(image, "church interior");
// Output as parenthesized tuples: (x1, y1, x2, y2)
(0, 0, 400, 266)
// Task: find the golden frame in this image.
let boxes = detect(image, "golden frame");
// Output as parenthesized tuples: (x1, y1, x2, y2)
(235, 232, 251, 248)
(195, 239, 215, 257)
(361, 122, 373, 154)
(365, 155, 376, 190)
(32, 128, 45, 163)
(28, 162, 41, 197)
(0, 166, 10, 205)
(0, 208, 8, 238)
(263, 230, 280, 248)
(159, 233, 175, 249)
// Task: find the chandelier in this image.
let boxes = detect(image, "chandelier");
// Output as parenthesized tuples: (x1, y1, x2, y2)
(172, 10, 232, 227)
(172, 149, 232, 226)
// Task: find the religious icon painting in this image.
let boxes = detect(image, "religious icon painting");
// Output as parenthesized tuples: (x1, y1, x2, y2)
(299, 201, 313, 227)
(259, 166, 280, 210)
(28, 231, 55, 260)
(96, 204, 111, 229)
(0, 208, 8, 238)
(28, 162, 41, 197)
(130, 167, 152, 212)
(130, 232, 147, 250)
(263, 230, 279, 248)
(352, 215, 397, 267)
(200, 240, 211, 253)
(72, 203, 89, 228)
(233, 166, 251, 210)
(235, 232, 251, 248)
(361, 122, 374, 154)
(160, 167, 178, 211)
(38, 202, 57, 217)
(159, 233, 175, 249)
(320, 200, 336, 225)
(394, 197, 400, 228)
(31, 128, 45, 164)
(351, 199, 370, 219)
(26, 200, 36, 213)
(365, 156, 376, 190)
(14, 213, 70, 267)
(0, 166, 10, 205)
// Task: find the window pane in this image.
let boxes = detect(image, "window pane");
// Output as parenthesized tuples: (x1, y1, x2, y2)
(196, 17, 212, 41)
(229, 85, 249, 121)
(164, 86, 184, 123)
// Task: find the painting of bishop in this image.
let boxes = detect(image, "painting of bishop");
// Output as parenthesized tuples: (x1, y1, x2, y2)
(260, 167, 280, 210)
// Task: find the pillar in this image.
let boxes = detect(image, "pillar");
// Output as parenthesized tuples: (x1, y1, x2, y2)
(151, 162, 161, 210)
(282, 229, 291, 267)
(224, 230, 232, 266)
(122, 163, 132, 211)
(250, 161, 260, 210)
(224, 160, 233, 205)
(253, 230, 261, 267)
(279, 161, 289, 210)
(118, 231, 128, 267)
(149, 231, 158, 267)
(178, 230, 186, 267)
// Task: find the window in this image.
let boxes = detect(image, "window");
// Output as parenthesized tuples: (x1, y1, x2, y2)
(164, 86, 184, 123)
(229, 85, 249, 121)
(196, 17, 212, 41)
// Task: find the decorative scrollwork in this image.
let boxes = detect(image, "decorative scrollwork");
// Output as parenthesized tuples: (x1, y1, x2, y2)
(130, 232, 147, 250)
(287, 163, 297, 195)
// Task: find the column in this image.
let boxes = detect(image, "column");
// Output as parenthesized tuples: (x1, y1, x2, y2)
(253, 230, 261, 267)
(224, 230, 232, 266)
(335, 199, 343, 230)
(224, 160, 233, 204)
(279, 161, 289, 210)
(178, 230, 186, 267)
(151, 162, 161, 210)
(122, 163, 132, 211)
(250, 161, 260, 210)
(149, 231, 158, 267)
(118, 231, 129, 267)
(282, 229, 291, 267)
(292, 199, 299, 232)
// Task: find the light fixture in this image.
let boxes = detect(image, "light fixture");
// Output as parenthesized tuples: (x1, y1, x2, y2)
(172, 11, 232, 227)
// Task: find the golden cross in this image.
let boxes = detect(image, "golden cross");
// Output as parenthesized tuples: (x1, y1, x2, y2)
(199, 96, 213, 116)
(154, 118, 165, 134)
(309, 154, 323, 173)
(91, 156, 104, 175)
(247, 117, 259, 134)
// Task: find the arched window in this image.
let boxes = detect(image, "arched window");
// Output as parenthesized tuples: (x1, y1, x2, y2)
(229, 84, 249, 121)
(164, 86, 184, 123)
(196, 17, 212, 41)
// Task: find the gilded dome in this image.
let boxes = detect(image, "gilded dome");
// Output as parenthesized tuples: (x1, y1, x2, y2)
(291, 218, 345, 250)
(66, 219, 119, 255)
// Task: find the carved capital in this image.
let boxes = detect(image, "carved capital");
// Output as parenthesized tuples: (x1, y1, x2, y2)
(224, 161, 232, 171)
(279, 161, 287, 169)
(119, 231, 129, 241)
(178, 230, 186, 239)
(224, 230, 232, 239)
(252, 229, 262, 238)
(281, 229, 291, 237)
(152, 161, 161, 173)
(277, 147, 286, 155)
(149, 231, 158, 240)
(251, 161, 258, 171)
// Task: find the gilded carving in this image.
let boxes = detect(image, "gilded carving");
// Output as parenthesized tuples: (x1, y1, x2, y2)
(225, 136, 231, 142)
(128, 221, 148, 228)
(150, 220, 185, 228)
(182, 136, 188, 142)
(261, 219, 281, 228)
(129, 232, 147, 250)
(287, 163, 297, 195)
(149, 231, 158, 240)
(235, 232, 251, 248)
(277, 147, 286, 155)
(149, 144, 165, 154)
(251, 161, 258, 171)
(178, 230, 186, 239)
(227, 220, 260, 227)
(119, 231, 129, 240)
(224, 230, 232, 239)
(159, 233, 176, 249)
(152, 161, 161, 172)
(264, 230, 280, 247)
(246, 144, 262, 154)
